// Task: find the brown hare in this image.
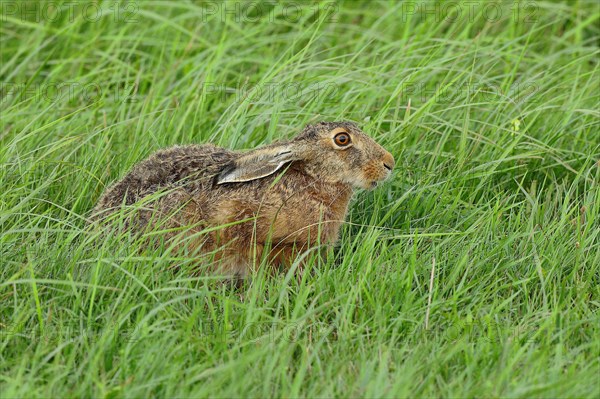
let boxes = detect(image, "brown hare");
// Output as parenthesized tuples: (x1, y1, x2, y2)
(93, 121, 394, 277)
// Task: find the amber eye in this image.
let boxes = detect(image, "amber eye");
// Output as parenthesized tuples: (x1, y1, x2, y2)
(334, 132, 351, 147)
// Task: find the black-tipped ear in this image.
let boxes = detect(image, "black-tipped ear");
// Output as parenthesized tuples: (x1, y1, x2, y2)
(216, 146, 297, 184)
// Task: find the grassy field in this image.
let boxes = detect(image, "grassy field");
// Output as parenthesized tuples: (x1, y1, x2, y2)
(1, 1, 599, 397)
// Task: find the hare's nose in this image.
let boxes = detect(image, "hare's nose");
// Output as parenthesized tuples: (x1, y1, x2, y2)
(383, 152, 395, 171)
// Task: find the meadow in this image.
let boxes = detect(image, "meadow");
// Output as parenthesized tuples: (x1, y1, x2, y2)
(1, 1, 599, 397)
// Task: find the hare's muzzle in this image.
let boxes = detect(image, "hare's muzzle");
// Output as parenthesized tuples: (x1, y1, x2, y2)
(382, 151, 395, 176)
(363, 150, 395, 189)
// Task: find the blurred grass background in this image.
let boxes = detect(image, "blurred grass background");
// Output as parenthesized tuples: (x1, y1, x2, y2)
(1, 1, 599, 397)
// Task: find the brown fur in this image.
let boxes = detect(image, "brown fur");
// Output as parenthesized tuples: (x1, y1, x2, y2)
(92, 121, 395, 277)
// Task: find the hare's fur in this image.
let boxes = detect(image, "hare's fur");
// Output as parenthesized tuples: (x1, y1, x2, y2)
(93, 122, 394, 277)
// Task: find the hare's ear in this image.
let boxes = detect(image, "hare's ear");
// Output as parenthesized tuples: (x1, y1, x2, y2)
(216, 146, 298, 184)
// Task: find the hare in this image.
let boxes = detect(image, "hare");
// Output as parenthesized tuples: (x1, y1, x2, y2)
(93, 121, 395, 277)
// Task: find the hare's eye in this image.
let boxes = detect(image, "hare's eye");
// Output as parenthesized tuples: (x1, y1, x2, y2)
(334, 132, 351, 147)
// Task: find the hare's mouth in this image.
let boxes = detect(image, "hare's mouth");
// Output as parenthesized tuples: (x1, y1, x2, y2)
(348, 172, 388, 190)
(367, 171, 392, 189)
(361, 180, 381, 190)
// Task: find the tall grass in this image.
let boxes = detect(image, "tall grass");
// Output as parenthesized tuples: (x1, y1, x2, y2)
(1, 1, 599, 397)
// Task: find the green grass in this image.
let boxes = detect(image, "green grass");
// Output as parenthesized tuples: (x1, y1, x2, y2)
(1, 1, 599, 397)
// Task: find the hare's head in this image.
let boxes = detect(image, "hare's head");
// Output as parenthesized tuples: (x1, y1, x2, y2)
(217, 121, 395, 190)
(292, 122, 395, 189)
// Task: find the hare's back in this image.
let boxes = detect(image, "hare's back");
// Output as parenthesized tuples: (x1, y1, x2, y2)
(143, 144, 235, 186)
(95, 144, 234, 212)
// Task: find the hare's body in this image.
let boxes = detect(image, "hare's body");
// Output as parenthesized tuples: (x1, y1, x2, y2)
(93, 122, 394, 277)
